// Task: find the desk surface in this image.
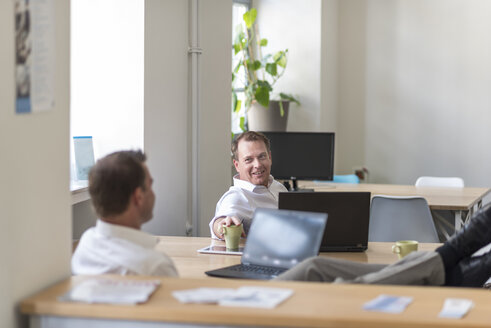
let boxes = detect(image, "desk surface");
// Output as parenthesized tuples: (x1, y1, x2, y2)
(20, 237, 491, 328)
(21, 272, 491, 328)
(156, 236, 441, 278)
(299, 182, 491, 211)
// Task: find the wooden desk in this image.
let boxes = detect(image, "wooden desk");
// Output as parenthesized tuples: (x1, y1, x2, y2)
(156, 236, 440, 278)
(21, 237, 491, 327)
(21, 274, 491, 328)
(299, 181, 491, 230)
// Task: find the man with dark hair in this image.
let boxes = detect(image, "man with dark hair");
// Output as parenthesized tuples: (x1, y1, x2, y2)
(277, 205, 491, 288)
(209, 131, 288, 239)
(72, 150, 178, 276)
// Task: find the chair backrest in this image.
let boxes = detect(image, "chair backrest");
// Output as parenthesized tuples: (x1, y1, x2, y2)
(333, 174, 360, 184)
(368, 195, 440, 242)
(415, 176, 464, 188)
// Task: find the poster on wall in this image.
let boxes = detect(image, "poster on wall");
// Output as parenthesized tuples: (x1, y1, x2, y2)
(14, 0, 55, 114)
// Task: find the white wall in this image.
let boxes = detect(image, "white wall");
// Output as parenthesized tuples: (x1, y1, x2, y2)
(256, 0, 322, 131)
(144, 0, 231, 236)
(258, 0, 491, 186)
(338, 0, 491, 186)
(0, 0, 71, 327)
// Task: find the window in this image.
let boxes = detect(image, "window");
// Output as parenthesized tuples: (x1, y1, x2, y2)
(70, 0, 144, 182)
(231, 0, 251, 133)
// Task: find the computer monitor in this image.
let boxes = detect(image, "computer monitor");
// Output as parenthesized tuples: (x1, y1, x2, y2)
(261, 132, 335, 190)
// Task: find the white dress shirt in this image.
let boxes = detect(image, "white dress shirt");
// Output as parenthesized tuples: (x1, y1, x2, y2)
(209, 174, 288, 239)
(72, 220, 178, 276)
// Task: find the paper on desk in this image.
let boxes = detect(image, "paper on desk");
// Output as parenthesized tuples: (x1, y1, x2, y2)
(59, 278, 160, 304)
(219, 286, 294, 309)
(363, 294, 413, 314)
(172, 288, 237, 304)
(438, 298, 474, 319)
(173, 286, 293, 309)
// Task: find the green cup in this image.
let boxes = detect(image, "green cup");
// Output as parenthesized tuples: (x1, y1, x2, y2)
(222, 224, 243, 251)
(392, 240, 418, 259)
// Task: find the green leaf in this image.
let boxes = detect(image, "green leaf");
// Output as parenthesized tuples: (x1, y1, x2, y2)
(260, 38, 268, 46)
(265, 63, 277, 76)
(279, 92, 300, 105)
(247, 60, 261, 71)
(233, 43, 241, 55)
(255, 86, 270, 107)
(274, 51, 287, 68)
(235, 100, 242, 113)
(243, 8, 257, 29)
(232, 92, 237, 112)
(279, 101, 285, 117)
(239, 116, 246, 131)
(233, 61, 241, 74)
(257, 80, 272, 91)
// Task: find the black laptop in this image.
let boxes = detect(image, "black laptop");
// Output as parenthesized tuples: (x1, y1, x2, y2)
(279, 192, 371, 252)
(205, 208, 327, 280)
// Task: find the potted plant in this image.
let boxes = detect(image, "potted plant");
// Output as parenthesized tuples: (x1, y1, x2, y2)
(232, 8, 299, 132)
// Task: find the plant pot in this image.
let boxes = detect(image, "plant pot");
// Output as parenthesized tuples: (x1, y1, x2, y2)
(247, 100, 289, 132)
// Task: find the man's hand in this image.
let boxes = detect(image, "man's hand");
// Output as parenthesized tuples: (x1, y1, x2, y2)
(213, 216, 246, 240)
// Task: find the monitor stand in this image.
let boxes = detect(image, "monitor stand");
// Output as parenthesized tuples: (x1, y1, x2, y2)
(283, 178, 314, 192)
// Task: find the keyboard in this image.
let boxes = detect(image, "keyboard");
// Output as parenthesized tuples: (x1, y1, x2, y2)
(228, 264, 286, 276)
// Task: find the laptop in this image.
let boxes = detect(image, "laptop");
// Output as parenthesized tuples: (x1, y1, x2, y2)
(205, 208, 327, 280)
(279, 192, 371, 252)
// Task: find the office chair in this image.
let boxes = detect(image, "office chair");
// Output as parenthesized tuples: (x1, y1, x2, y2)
(368, 195, 440, 243)
(415, 176, 464, 188)
(415, 176, 465, 241)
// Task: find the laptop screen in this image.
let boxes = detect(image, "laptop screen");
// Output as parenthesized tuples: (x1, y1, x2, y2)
(279, 192, 371, 251)
(241, 208, 327, 269)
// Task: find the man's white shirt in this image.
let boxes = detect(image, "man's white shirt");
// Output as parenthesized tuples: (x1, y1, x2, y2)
(209, 174, 288, 239)
(72, 220, 178, 276)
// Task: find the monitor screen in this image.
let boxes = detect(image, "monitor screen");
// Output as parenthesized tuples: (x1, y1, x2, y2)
(261, 132, 335, 180)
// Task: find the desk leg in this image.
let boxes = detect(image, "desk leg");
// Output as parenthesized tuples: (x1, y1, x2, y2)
(431, 210, 452, 241)
(454, 211, 463, 231)
(454, 209, 475, 232)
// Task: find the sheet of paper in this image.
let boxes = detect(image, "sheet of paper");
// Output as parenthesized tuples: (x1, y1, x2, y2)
(438, 298, 474, 319)
(172, 288, 237, 304)
(173, 286, 294, 309)
(219, 286, 294, 309)
(363, 294, 413, 314)
(59, 278, 160, 304)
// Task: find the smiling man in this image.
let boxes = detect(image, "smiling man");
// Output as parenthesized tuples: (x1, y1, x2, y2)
(209, 131, 288, 239)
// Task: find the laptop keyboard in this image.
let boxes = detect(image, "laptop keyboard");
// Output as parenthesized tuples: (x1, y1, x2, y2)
(229, 264, 286, 276)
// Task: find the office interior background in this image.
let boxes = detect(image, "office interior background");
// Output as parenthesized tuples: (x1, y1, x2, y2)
(2, 0, 491, 327)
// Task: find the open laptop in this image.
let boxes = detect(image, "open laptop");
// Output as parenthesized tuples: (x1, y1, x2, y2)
(205, 208, 327, 280)
(279, 192, 371, 252)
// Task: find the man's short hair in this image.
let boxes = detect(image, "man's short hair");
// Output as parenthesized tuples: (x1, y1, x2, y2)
(89, 150, 147, 218)
(231, 131, 271, 161)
